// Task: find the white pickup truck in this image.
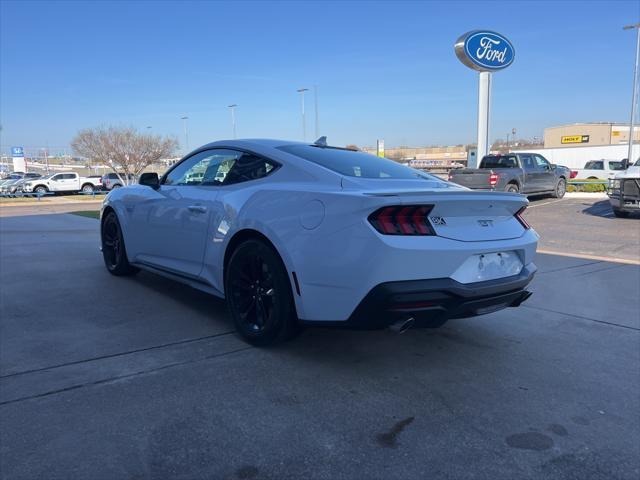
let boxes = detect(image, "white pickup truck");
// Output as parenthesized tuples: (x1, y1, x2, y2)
(572, 159, 626, 180)
(22, 172, 102, 194)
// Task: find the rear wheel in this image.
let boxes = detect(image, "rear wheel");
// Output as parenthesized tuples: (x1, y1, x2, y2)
(101, 211, 139, 276)
(505, 183, 519, 193)
(81, 183, 94, 193)
(552, 178, 566, 198)
(111, 184, 122, 189)
(225, 239, 299, 346)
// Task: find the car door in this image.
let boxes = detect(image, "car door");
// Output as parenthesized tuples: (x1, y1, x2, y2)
(199, 151, 281, 290)
(49, 173, 66, 191)
(519, 154, 539, 193)
(533, 154, 556, 191)
(129, 149, 242, 278)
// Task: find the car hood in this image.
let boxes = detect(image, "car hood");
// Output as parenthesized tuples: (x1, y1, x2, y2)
(614, 167, 640, 179)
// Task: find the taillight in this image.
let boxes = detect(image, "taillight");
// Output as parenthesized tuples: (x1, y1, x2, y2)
(368, 205, 435, 235)
(515, 206, 530, 229)
(489, 173, 499, 187)
(570, 170, 578, 179)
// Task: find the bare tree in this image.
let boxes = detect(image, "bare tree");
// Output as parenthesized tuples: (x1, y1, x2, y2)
(71, 126, 178, 184)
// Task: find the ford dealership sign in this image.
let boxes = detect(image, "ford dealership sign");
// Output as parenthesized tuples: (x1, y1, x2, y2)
(455, 30, 515, 72)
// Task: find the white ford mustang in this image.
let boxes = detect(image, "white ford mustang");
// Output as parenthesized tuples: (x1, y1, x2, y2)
(101, 138, 538, 345)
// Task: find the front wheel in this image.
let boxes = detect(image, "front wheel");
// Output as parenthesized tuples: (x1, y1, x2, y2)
(34, 185, 48, 194)
(613, 208, 629, 218)
(101, 211, 139, 276)
(225, 239, 299, 346)
(552, 179, 566, 199)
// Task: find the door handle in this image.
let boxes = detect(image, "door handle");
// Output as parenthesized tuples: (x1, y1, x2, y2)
(187, 205, 207, 214)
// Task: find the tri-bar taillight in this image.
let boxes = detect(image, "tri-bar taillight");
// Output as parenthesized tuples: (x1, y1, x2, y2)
(515, 206, 530, 229)
(489, 173, 499, 187)
(368, 205, 435, 235)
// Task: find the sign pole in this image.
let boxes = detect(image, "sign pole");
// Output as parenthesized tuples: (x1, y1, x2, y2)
(476, 71, 492, 166)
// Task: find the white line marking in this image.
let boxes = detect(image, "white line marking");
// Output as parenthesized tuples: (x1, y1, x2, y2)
(528, 199, 565, 208)
(537, 249, 640, 266)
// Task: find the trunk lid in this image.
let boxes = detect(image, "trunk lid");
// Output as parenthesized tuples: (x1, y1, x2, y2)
(343, 177, 527, 242)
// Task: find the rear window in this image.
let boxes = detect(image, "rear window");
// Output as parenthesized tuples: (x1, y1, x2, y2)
(480, 155, 518, 168)
(277, 145, 431, 179)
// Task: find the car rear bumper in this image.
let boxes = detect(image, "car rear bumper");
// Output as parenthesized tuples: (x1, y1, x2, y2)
(301, 264, 536, 329)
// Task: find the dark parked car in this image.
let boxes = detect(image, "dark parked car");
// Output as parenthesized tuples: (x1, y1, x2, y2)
(448, 153, 570, 198)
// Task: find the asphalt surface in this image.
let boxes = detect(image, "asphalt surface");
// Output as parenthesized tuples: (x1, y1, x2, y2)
(0, 202, 639, 480)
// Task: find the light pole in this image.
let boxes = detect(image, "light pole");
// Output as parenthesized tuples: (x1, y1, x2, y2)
(180, 116, 189, 154)
(314, 85, 319, 139)
(297, 88, 309, 141)
(228, 104, 237, 139)
(624, 23, 640, 164)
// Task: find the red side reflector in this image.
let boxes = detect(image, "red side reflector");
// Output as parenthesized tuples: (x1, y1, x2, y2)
(515, 206, 530, 229)
(368, 205, 435, 235)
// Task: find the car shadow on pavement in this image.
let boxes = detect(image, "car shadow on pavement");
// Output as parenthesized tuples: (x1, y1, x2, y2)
(581, 200, 617, 218)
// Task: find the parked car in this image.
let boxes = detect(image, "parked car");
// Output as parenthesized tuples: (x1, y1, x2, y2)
(2, 173, 42, 194)
(102, 173, 136, 190)
(608, 158, 640, 218)
(101, 138, 537, 346)
(448, 153, 570, 198)
(0, 173, 24, 188)
(22, 172, 102, 194)
(572, 159, 626, 180)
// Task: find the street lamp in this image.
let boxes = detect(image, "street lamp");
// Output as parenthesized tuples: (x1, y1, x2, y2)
(624, 23, 640, 164)
(228, 104, 238, 139)
(313, 85, 319, 139)
(297, 88, 309, 141)
(180, 116, 189, 154)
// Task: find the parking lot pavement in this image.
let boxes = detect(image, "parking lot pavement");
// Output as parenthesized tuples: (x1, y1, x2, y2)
(524, 196, 640, 264)
(1, 212, 639, 480)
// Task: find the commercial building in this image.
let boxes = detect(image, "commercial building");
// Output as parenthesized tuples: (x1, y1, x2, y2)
(544, 123, 640, 148)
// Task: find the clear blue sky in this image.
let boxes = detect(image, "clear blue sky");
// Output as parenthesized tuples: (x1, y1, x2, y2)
(1, 0, 639, 155)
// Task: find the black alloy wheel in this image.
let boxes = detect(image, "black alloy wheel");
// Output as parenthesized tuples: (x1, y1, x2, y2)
(101, 211, 139, 276)
(226, 239, 298, 346)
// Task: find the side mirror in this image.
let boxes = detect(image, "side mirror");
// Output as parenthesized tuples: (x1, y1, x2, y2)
(139, 172, 160, 189)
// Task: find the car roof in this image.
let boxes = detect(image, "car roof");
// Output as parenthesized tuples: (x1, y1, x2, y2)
(197, 138, 308, 151)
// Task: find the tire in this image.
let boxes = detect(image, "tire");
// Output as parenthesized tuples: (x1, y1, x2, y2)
(101, 211, 139, 276)
(225, 239, 299, 346)
(111, 184, 122, 189)
(34, 185, 48, 194)
(613, 208, 629, 218)
(81, 183, 94, 193)
(505, 183, 519, 193)
(552, 178, 566, 199)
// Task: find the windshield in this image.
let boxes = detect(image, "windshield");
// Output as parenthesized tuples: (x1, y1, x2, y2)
(277, 145, 436, 180)
(634, 159, 640, 167)
(609, 161, 625, 170)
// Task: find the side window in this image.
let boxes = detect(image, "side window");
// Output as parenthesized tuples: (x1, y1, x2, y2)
(520, 154, 535, 171)
(534, 155, 550, 170)
(222, 153, 278, 186)
(592, 161, 604, 170)
(52, 174, 63, 181)
(164, 149, 242, 186)
(63, 174, 76, 179)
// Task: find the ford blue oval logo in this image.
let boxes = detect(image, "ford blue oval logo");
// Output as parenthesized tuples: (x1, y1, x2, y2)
(455, 30, 515, 72)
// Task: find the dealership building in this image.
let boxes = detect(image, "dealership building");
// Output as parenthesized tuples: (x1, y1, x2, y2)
(543, 123, 640, 148)
(511, 123, 640, 169)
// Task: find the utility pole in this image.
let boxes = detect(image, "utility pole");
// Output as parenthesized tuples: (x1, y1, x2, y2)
(180, 116, 189, 154)
(297, 88, 309, 141)
(624, 23, 640, 164)
(228, 104, 238, 139)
